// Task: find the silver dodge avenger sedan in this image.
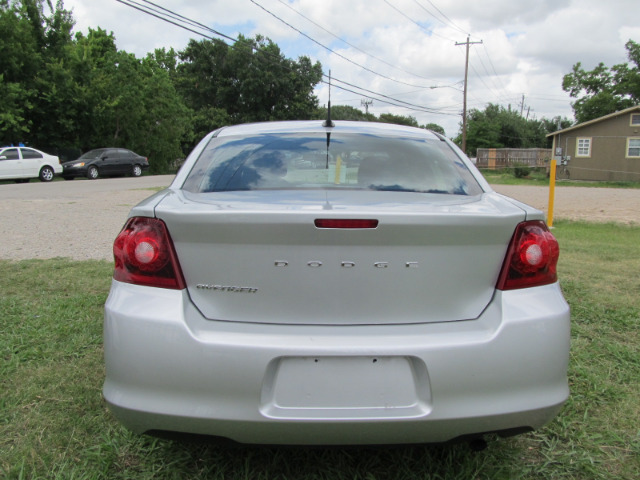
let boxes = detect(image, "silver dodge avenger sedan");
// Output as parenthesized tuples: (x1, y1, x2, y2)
(104, 120, 570, 445)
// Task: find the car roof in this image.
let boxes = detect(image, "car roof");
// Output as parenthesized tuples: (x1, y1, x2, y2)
(1, 146, 42, 151)
(215, 120, 442, 140)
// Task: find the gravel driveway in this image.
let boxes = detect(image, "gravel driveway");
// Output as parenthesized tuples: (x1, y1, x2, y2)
(0, 176, 638, 261)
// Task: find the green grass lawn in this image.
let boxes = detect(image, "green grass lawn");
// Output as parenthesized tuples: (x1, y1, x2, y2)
(1, 221, 639, 479)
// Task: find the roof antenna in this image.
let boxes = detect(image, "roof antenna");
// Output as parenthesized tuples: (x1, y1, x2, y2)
(323, 70, 335, 128)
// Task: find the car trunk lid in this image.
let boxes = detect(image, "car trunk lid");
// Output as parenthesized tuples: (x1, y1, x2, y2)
(154, 189, 526, 325)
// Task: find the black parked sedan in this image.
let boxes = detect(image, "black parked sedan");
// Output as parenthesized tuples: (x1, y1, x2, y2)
(62, 148, 149, 180)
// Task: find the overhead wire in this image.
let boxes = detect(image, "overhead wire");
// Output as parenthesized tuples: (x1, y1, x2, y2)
(480, 43, 510, 93)
(380, 0, 524, 116)
(116, 0, 235, 43)
(381, 0, 455, 42)
(120, 0, 570, 135)
(272, 0, 447, 86)
(126, 0, 549, 121)
(469, 53, 513, 104)
(328, 75, 460, 115)
(249, 0, 446, 90)
(248, 0, 465, 115)
(116, 0, 458, 117)
(412, 0, 471, 37)
(250, 0, 466, 115)
(450, 37, 514, 110)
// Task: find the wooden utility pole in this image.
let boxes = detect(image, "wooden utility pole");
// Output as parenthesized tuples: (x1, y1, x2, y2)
(455, 36, 482, 154)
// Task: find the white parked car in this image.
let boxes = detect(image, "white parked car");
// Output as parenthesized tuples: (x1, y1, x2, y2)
(104, 121, 570, 446)
(0, 146, 62, 182)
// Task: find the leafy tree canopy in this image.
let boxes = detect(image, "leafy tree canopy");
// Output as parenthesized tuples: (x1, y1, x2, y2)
(176, 34, 323, 145)
(313, 106, 446, 134)
(378, 113, 419, 127)
(454, 103, 572, 157)
(423, 123, 445, 135)
(314, 105, 376, 122)
(562, 40, 640, 123)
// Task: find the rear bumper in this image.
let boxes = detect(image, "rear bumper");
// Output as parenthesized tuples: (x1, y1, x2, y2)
(103, 281, 570, 445)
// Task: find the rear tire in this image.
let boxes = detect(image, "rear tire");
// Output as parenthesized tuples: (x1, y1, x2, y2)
(39, 166, 55, 182)
(87, 166, 99, 180)
(132, 164, 142, 177)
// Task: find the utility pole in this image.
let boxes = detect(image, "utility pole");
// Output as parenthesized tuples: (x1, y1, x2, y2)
(455, 36, 482, 154)
(361, 98, 373, 116)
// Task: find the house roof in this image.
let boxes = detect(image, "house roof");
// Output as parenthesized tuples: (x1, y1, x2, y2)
(546, 105, 640, 138)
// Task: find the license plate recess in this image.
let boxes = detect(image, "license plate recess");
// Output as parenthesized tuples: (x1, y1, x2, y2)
(260, 356, 432, 420)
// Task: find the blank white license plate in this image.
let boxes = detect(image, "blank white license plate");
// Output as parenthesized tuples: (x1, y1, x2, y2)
(260, 356, 432, 419)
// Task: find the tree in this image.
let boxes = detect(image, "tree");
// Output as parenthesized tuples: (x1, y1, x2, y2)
(313, 106, 446, 134)
(456, 104, 557, 156)
(71, 30, 190, 172)
(423, 123, 445, 135)
(30, 1, 79, 152)
(0, 0, 41, 144)
(176, 34, 323, 141)
(0, 0, 85, 152)
(540, 116, 574, 135)
(562, 40, 640, 123)
(138, 53, 191, 173)
(314, 105, 375, 122)
(378, 113, 419, 127)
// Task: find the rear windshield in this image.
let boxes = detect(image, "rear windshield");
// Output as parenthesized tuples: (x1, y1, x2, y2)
(182, 132, 483, 195)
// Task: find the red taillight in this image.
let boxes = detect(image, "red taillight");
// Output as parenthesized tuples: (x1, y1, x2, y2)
(113, 217, 185, 289)
(315, 219, 379, 229)
(496, 220, 559, 290)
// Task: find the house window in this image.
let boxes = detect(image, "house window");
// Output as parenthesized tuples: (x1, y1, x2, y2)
(627, 138, 640, 158)
(576, 138, 591, 157)
(631, 114, 640, 126)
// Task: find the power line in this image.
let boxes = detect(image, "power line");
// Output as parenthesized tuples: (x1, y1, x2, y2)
(378, 0, 516, 116)
(382, 0, 456, 42)
(327, 74, 459, 115)
(413, 0, 471, 37)
(249, 0, 440, 90)
(116, 0, 235, 43)
(247, 0, 464, 115)
(383, 0, 513, 110)
(480, 44, 510, 94)
(272, 0, 445, 85)
(468, 54, 512, 104)
(116, 0, 457, 117)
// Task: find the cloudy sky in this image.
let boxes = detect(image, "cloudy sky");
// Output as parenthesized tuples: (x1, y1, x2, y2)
(63, 0, 639, 136)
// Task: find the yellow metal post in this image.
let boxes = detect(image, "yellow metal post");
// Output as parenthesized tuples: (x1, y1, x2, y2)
(334, 155, 342, 184)
(548, 159, 557, 227)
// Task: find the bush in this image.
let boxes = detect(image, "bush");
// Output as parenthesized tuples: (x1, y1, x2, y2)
(513, 163, 531, 178)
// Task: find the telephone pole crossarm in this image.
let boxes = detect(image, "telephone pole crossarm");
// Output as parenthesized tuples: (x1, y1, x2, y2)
(361, 98, 373, 116)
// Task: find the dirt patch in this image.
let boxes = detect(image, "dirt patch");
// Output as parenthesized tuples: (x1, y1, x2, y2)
(492, 185, 640, 225)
